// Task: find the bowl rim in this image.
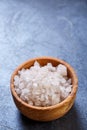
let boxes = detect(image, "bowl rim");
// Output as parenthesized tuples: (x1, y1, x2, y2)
(10, 56, 78, 110)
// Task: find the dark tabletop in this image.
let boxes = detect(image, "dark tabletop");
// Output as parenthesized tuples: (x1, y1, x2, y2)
(0, 0, 87, 130)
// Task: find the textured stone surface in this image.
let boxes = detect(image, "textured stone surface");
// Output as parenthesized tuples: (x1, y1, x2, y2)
(0, 0, 87, 130)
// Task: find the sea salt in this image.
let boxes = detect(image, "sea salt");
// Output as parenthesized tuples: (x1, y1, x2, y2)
(14, 61, 72, 107)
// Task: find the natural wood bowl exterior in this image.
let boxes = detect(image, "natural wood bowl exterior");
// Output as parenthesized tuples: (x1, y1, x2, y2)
(10, 56, 78, 121)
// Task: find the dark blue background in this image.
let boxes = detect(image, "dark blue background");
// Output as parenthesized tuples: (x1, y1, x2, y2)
(0, 0, 87, 130)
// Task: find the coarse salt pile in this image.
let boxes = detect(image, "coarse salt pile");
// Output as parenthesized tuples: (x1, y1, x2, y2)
(14, 61, 72, 107)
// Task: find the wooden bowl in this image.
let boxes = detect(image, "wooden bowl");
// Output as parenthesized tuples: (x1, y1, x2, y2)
(10, 56, 78, 121)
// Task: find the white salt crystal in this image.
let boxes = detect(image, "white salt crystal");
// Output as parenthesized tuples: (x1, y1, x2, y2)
(14, 61, 72, 107)
(57, 64, 67, 76)
(33, 83, 38, 87)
